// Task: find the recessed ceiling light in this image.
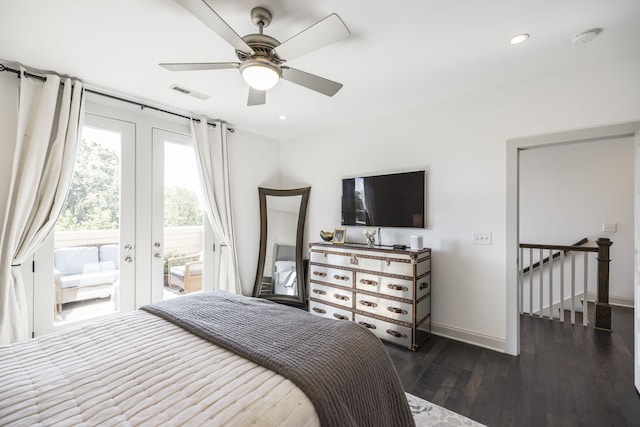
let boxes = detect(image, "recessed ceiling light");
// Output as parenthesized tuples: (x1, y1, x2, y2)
(278, 115, 287, 120)
(510, 33, 529, 45)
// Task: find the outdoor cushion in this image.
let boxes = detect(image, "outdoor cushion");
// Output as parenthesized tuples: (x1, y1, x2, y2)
(54, 246, 100, 276)
(99, 244, 120, 270)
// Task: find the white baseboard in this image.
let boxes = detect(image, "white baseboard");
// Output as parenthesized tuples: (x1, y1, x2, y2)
(431, 322, 506, 353)
(433, 292, 633, 354)
(610, 295, 634, 308)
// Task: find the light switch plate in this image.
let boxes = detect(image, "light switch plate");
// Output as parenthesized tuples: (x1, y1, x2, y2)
(472, 232, 492, 245)
(602, 223, 617, 233)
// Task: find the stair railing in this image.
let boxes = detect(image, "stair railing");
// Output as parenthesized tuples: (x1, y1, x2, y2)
(518, 238, 612, 330)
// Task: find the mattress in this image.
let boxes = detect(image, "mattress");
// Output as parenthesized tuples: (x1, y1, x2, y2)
(0, 311, 319, 426)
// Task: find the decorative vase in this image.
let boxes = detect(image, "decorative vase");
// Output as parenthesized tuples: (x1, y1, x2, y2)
(366, 235, 375, 247)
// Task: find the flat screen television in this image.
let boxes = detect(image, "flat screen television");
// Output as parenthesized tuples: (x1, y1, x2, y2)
(341, 170, 425, 228)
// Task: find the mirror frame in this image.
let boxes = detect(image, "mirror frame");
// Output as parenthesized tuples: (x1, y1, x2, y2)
(253, 186, 310, 307)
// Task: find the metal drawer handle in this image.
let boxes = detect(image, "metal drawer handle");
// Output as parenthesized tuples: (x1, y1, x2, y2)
(386, 329, 407, 339)
(387, 306, 408, 315)
(333, 294, 350, 301)
(313, 271, 327, 277)
(312, 289, 327, 295)
(387, 284, 408, 292)
(358, 321, 377, 329)
(359, 279, 378, 286)
(312, 307, 326, 314)
(419, 282, 429, 290)
(333, 313, 349, 320)
(333, 274, 350, 281)
(359, 300, 377, 308)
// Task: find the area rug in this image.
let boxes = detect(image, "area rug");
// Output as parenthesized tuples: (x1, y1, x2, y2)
(407, 393, 486, 427)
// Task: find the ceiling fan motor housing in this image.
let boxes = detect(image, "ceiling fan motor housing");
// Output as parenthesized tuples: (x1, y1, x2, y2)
(237, 34, 283, 63)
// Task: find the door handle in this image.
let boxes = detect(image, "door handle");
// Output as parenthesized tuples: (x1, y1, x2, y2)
(124, 256, 133, 263)
(154, 253, 162, 259)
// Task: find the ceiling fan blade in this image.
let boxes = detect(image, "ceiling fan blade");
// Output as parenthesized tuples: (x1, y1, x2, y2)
(176, 0, 253, 53)
(160, 62, 239, 71)
(274, 13, 350, 60)
(281, 67, 343, 97)
(247, 87, 266, 106)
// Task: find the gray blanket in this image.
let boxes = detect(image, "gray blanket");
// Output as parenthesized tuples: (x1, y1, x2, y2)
(141, 291, 415, 427)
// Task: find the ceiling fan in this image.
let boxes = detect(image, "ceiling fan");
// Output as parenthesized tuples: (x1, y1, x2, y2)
(160, 0, 351, 106)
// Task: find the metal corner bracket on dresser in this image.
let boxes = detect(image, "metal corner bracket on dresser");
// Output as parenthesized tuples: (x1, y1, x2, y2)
(307, 242, 431, 350)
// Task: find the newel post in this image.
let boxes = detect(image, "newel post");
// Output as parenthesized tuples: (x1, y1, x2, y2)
(595, 237, 612, 331)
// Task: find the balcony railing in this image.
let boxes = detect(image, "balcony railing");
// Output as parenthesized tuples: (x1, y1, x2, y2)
(54, 226, 203, 256)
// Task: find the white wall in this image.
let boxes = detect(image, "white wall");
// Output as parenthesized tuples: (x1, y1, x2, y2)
(279, 52, 640, 351)
(227, 128, 281, 295)
(520, 137, 634, 304)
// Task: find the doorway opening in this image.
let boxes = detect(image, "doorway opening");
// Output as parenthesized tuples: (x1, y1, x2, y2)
(506, 121, 640, 356)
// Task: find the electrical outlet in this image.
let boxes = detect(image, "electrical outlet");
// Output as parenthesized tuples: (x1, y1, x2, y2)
(602, 223, 617, 233)
(472, 232, 492, 245)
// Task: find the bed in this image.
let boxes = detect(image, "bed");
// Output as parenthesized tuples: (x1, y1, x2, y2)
(0, 291, 414, 426)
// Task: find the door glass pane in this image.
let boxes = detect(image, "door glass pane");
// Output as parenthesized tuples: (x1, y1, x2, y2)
(53, 126, 122, 325)
(162, 139, 204, 300)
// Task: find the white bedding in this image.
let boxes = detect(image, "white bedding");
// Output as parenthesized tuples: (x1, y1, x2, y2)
(0, 311, 319, 426)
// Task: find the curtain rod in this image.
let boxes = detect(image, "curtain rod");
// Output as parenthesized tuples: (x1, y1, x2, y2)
(0, 63, 234, 132)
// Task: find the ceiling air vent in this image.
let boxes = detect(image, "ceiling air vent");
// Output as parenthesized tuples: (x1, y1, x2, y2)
(170, 84, 209, 100)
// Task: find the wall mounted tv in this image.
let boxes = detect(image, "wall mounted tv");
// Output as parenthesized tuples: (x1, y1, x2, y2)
(341, 170, 425, 228)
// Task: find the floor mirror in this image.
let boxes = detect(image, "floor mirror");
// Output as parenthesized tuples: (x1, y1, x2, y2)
(253, 186, 310, 308)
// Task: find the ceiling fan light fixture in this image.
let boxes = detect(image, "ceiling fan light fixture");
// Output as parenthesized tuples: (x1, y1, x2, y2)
(240, 60, 281, 91)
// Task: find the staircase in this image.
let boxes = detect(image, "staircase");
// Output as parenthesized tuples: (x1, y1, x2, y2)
(518, 237, 612, 330)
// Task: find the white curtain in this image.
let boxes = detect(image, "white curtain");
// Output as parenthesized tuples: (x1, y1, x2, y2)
(191, 119, 242, 294)
(0, 69, 84, 344)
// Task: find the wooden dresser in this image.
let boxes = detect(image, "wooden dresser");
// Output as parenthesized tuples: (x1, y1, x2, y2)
(307, 242, 431, 350)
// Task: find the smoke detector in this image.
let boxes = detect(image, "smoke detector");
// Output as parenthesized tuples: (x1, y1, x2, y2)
(572, 28, 601, 45)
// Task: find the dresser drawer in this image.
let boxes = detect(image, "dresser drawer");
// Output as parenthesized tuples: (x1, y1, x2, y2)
(309, 282, 353, 308)
(354, 313, 413, 348)
(355, 293, 413, 323)
(356, 256, 413, 276)
(355, 271, 414, 299)
(309, 300, 353, 322)
(310, 250, 356, 269)
(309, 264, 353, 288)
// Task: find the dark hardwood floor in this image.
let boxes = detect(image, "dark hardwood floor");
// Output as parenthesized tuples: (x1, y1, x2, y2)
(385, 306, 640, 426)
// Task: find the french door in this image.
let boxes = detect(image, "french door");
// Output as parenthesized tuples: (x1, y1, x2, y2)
(151, 128, 209, 303)
(33, 106, 212, 336)
(34, 114, 136, 335)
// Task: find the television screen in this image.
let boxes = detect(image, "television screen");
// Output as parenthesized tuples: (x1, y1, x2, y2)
(341, 170, 425, 228)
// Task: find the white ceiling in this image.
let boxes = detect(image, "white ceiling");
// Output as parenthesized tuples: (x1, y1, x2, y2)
(1, 0, 639, 140)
